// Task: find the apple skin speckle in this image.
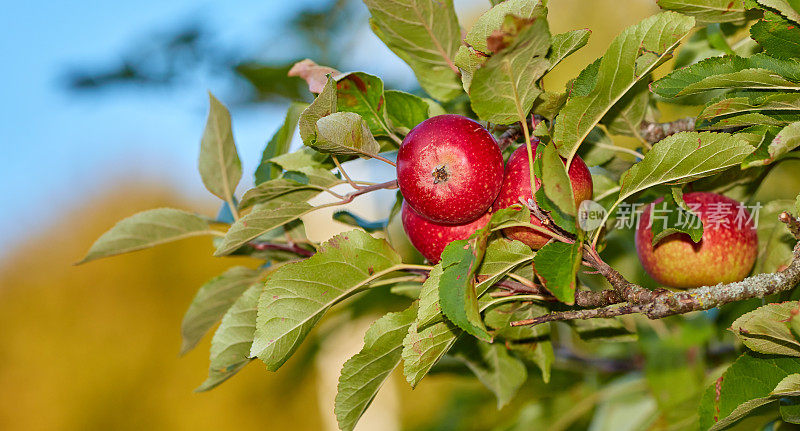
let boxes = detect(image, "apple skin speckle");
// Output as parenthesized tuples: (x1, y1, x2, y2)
(397, 115, 504, 225)
(635, 192, 758, 289)
(401, 201, 490, 263)
(492, 142, 593, 250)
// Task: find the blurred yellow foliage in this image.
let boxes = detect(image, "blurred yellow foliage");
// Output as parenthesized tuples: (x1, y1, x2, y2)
(0, 186, 324, 430)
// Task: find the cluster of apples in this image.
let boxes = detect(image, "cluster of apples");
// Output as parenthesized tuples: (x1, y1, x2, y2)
(396, 114, 757, 289)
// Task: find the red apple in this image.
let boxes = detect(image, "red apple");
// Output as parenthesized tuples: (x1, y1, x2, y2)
(635, 192, 758, 288)
(492, 142, 593, 249)
(401, 201, 491, 263)
(396, 114, 504, 224)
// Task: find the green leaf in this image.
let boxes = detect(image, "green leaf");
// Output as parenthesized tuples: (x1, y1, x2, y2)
(364, 0, 462, 101)
(756, 200, 797, 273)
(417, 264, 444, 328)
(270, 147, 332, 172)
(485, 302, 550, 342)
(532, 149, 578, 234)
(439, 232, 493, 342)
(698, 93, 800, 121)
(582, 128, 617, 167)
(180, 267, 262, 355)
(730, 302, 800, 357)
(649, 187, 704, 246)
(548, 29, 591, 69)
(335, 303, 418, 431)
(452, 341, 528, 409)
(593, 137, 751, 241)
(769, 121, 800, 161)
(618, 132, 753, 202)
(652, 54, 800, 98)
(709, 373, 800, 431)
(255, 102, 307, 185)
(553, 12, 695, 161)
(469, 15, 551, 124)
(196, 283, 261, 391)
(475, 239, 535, 294)
(199, 93, 242, 206)
(533, 91, 567, 119)
(739, 125, 781, 168)
(310, 112, 381, 158)
(600, 79, 650, 137)
(250, 230, 401, 370)
(656, 0, 751, 23)
(699, 352, 800, 431)
(384, 90, 429, 134)
(402, 320, 461, 387)
(508, 341, 553, 383)
(699, 111, 799, 130)
(336, 72, 393, 138)
(418, 239, 533, 329)
(756, 0, 800, 24)
(240, 168, 342, 209)
(751, 10, 800, 60)
(78, 208, 215, 264)
(540, 142, 576, 215)
(214, 201, 315, 256)
(299, 76, 338, 146)
(455, 0, 547, 88)
(533, 241, 582, 304)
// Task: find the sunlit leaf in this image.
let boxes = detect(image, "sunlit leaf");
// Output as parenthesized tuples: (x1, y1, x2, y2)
(384, 90, 429, 134)
(657, 0, 751, 23)
(731, 302, 800, 357)
(532, 241, 582, 304)
(455, 0, 546, 89)
(698, 352, 800, 430)
(335, 304, 417, 431)
(756, 0, 800, 24)
(255, 102, 307, 185)
(439, 233, 492, 342)
(196, 283, 262, 391)
(250, 230, 401, 370)
(652, 54, 800, 98)
(618, 132, 753, 202)
(553, 12, 694, 161)
(469, 15, 551, 124)
(364, 0, 462, 101)
(698, 93, 800, 121)
(336, 72, 393, 137)
(199, 93, 242, 206)
(240, 168, 342, 209)
(751, 10, 800, 60)
(214, 201, 315, 256)
(78, 208, 215, 264)
(401, 320, 460, 387)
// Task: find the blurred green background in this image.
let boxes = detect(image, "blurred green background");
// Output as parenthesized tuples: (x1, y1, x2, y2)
(4, 0, 800, 429)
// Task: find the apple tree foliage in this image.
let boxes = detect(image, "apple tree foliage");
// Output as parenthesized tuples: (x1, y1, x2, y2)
(80, 0, 800, 429)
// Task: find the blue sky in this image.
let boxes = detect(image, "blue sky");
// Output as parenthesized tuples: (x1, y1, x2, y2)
(0, 0, 433, 251)
(1, 0, 645, 254)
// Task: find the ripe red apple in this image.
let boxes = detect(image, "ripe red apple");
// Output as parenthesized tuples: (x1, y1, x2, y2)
(396, 114, 504, 224)
(401, 201, 490, 263)
(635, 192, 758, 288)
(492, 142, 593, 249)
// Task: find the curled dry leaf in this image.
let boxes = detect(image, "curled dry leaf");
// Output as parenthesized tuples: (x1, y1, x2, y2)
(288, 59, 342, 93)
